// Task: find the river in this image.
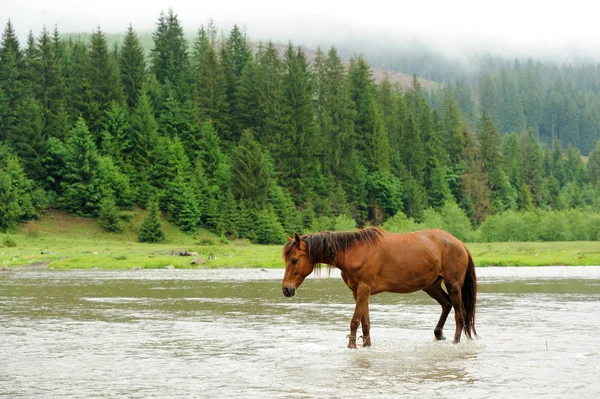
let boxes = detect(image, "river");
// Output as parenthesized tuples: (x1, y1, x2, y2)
(1, 267, 599, 398)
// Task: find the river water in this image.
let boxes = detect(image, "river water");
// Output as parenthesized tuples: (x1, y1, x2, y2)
(1, 267, 600, 398)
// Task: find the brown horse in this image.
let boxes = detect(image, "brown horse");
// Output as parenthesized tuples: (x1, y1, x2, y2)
(282, 227, 477, 348)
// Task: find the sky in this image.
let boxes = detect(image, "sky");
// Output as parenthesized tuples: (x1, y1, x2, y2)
(4, 0, 600, 58)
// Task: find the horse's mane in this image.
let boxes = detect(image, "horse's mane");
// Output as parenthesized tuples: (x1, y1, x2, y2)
(283, 227, 383, 267)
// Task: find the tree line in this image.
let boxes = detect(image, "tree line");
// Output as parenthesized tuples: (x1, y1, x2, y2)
(1, 10, 600, 243)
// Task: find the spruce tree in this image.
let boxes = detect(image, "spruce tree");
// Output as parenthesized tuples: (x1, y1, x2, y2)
(193, 41, 228, 137)
(60, 118, 102, 216)
(119, 25, 146, 110)
(478, 111, 514, 211)
(231, 130, 270, 207)
(150, 9, 189, 101)
(138, 199, 164, 243)
(98, 196, 123, 233)
(33, 27, 68, 140)
(88, 27, 124, 137)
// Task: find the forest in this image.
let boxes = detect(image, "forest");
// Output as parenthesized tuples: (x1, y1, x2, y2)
(1, 9, 600, 244)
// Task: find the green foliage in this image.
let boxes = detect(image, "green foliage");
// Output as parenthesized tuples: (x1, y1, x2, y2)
(333, 214, 357, 231)
(231, 130, 269, 206)
(382, 211, 419, 233)
(254, 207, 286, 244)
(138, 199, 165, 243)
(98, 196, 123, 233)
(3, 17, 600, 242)
(2, 234, 17, 247)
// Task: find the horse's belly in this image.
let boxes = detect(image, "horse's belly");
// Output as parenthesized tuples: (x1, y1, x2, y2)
(374, 270, 440, 294)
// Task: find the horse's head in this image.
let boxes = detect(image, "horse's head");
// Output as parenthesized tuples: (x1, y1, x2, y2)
(282, 233, 314, 297)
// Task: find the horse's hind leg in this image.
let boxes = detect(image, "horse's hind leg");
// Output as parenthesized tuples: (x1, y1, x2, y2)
(423, 276, 452, 341)
(445, 281, 465, 344)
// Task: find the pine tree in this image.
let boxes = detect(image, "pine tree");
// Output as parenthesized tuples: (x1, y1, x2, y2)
(235, 55, 261, 134)
(421, 109, 451, 208)
(119, 25, 146, 110)
(88, 27, 124, 137)
(231, 130, 270, 207)
(279, 44, 321, 200)
(221, 25, 252, 141)
(314, 46, 355, 179)
(138, 199, 165, 243)
(150, 9, 189, 101)
(167, 174, 200, 233)
(255, 42, 287, 150)
(100, 102, 130, 165)
(587, 139, 600, 188)
(128, 86, 158, 173)
(33, 27, 68, 140)
(478, 111, 514, 211)
(60, 118, 103, 216)
(193, 40, 228, 137)
(461, 129, 492, 224)
(519, 129, 544, 206)
(98, 196, 123, 233)
(498, 69, 526, 133)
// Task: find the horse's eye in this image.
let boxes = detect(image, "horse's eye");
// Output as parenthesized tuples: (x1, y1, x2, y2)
(292, 258, 298, 265)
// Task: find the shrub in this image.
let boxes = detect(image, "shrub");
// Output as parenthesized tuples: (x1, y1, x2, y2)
(382, 211, 418, 233)
(2, 235, 17, 247)
(439, 201, 474, 241)
(333, 214, 357, 231)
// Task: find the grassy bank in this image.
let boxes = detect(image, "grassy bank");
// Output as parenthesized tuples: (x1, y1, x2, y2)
(1, 210, 599, 270)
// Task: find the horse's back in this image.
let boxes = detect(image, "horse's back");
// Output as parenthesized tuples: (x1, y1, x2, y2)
(369, 229, 468, 293)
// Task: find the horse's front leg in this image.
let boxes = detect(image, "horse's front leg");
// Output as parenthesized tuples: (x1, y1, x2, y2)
(351, 289, 371, 347)
(348, 285, 370, 349)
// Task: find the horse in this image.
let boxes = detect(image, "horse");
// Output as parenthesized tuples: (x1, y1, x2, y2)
(281, 227, 477, 348)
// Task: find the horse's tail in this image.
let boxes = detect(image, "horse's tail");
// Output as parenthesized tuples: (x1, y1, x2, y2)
(461, 245, 478, 339)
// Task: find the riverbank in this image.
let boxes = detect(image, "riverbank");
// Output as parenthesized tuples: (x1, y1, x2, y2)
(1, 210, 599, 269)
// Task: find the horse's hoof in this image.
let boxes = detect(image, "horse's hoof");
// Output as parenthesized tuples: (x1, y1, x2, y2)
(453, 339, 461, 344)
(347, 343, 357, 349)
(363, 341, 371, 347)
(435, 333, 446, 341)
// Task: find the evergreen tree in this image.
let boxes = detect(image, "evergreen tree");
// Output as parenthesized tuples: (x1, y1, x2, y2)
(167, 174, 200, 233)
(88, 27, 124, 137)
(119, 25, 146, 110)
(279, 44, 322, 200)
(150, 9, 189, 101)
(100, 102, 130, 165)
(60, 118, 103, 216)
(128, 86, 158, 174)
(255, 42, 287, 150)
(422, 109, 451, 208)
(519, 129, 544, 206)
(461, 129, 492, 224)
(98, 196, 123, 233)
(138, 199, 165, 243)
(478, 111, 515, 211)
(231, 130, 270, 207)
(193, 40, 228, 137)
(314, 46, 355, 180)
(588, 140, 600, 188)
(31, 27, 68, 140)
(498, 69, 526, 133)
(235, 55, 261, 134)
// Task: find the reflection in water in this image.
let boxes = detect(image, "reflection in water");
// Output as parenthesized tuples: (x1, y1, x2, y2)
(1, 267, 600, 398)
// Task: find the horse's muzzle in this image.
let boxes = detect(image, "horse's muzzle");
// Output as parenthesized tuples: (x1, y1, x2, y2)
(283, 286, 296, 297)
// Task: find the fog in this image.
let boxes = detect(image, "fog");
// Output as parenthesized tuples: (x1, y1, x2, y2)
(4, 0, 600, 61)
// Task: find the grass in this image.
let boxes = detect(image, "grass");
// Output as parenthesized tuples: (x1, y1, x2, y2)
(1, 210, 599, 270)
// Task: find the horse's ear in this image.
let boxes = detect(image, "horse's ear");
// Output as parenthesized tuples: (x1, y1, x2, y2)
(286, 234, 293, 242)
(294, 232, 301, 245)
